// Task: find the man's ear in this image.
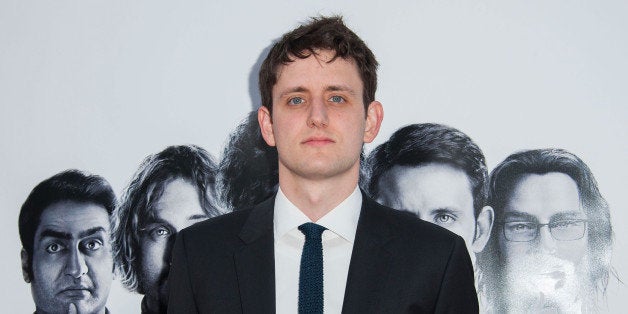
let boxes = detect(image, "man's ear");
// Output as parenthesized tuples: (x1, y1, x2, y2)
(363, 101, 384, 143)
(21, 248, 31, 283)
(258, 106, 276, 147)
(472, 206, 494, 253)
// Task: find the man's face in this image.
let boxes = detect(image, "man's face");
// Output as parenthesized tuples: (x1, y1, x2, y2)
(138, 178, 208, 309)
(29, 201, 112, 314)
(498, 172, 589, 311)
(376, 163, 477, 255)
(259, 50, 382, 182)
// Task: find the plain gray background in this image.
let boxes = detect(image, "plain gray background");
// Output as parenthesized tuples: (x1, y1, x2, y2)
(1, 1, 626, 312)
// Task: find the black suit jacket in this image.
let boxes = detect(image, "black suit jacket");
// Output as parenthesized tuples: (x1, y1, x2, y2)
(168, 193, 478, 313)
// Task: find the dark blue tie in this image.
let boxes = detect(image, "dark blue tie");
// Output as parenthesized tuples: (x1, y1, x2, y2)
(298, 222, 326, 314)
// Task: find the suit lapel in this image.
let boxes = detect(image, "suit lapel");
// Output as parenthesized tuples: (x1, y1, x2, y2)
(234, 197, 276, 314)
(342, 195, 394, 313)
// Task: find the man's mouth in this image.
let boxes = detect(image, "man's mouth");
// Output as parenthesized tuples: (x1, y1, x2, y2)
(58, 287, 92, 299)
(302, 136, 334, 146)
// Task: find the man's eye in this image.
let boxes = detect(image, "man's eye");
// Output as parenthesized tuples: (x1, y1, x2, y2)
(151, 227, 171, 238)
(45, 243, 65, 254)
(288, 97, 304, 105)
(82, 239, 103, 251)
(508, 222, 535, 232)
(434, 214, 455, 224)
(329, 95, 345, 103)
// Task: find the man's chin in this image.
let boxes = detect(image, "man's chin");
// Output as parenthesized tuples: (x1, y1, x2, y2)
(37, 299, 102, 314)
(504, 262, 584, 312)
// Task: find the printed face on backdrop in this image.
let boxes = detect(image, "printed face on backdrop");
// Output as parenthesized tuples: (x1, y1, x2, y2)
(258, 49, 382, 182)
(27, 201, 112, 314)
(138, 178, 209, 309)
(498, 172, 589, 312)
(376, 162, 491, 264)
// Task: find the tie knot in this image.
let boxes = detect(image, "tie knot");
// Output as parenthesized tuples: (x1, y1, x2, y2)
(298, 222, 326, 239)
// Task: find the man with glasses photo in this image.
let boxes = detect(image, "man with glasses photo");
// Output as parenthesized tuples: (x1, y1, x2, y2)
(477, 148, 614, 312)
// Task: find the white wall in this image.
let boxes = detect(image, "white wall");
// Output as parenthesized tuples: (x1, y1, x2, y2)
(1, 1, 626, 312)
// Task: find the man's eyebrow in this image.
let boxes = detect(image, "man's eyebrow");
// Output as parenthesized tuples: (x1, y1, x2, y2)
(278, 85, 357, 98)
(278, 86, 307, 98)
(40, 229, 72, 240)
(551, 211, 586, 220)
(143, 217, 171, 227)
(188, 214, 208, 221)
(429, 208, 459, 215)
(502, 210, 537, 221)
(326, 85, 356, 95)
(78, 227, 107, 239)
(38, 227, 105, 240)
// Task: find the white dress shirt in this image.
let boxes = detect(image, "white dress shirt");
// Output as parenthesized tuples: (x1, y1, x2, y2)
(274, 186, 362, 314)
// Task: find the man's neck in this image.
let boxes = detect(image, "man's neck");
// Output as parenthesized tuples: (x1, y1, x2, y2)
(278, 167, 359, 222)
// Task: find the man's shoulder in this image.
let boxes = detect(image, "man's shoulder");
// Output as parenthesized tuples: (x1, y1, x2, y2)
(185, 207, 253, 235)
(180, 196, 274, 241)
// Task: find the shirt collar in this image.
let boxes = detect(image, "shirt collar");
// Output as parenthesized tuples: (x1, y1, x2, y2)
(274, 187, 311, 242)
(273, 186, 362, 243)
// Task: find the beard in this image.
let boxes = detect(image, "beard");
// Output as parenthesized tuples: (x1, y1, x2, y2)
(139, 270, 170, 312)
(501, 253, 591, 313)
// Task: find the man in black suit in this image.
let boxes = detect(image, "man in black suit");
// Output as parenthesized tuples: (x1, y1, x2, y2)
(168, 16, 478, 313)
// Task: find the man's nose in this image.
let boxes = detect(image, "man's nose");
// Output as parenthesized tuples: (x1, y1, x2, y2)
(307, 98, 329, 128)
(537, 225, 557, 254)
(65, 247, 88, 279)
